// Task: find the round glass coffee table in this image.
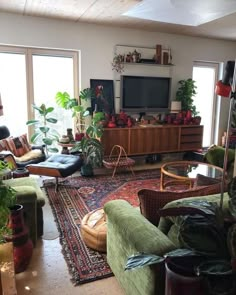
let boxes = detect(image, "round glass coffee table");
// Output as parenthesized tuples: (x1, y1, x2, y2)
(160, 161, 223, 190)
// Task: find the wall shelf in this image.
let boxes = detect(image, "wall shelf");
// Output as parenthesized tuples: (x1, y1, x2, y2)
(120, 62, 174, 67)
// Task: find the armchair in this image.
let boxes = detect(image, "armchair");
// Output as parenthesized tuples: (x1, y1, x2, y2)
(0, 125, 46, 167)
(204, 145, 235, 182)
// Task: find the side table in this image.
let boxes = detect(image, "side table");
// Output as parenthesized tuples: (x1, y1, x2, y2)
(57, 142, 76, 154)
(160, 161, 223, 190)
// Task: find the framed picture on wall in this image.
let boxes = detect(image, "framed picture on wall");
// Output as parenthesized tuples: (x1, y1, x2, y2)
(90, 79, 114, 114)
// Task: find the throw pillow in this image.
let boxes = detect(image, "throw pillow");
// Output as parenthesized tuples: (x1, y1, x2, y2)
(4, 134, 31, 157)
(0, 138, 9, 152)
(14, 149, 43, 162)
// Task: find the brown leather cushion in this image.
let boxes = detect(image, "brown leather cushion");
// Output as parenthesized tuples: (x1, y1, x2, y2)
(80, 208, 107, 252)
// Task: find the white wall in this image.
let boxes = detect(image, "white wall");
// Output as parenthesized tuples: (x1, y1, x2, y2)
(0, 12, 236, 143)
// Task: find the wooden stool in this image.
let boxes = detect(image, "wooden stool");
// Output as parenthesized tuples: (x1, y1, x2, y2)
(81, 208, 107, 252)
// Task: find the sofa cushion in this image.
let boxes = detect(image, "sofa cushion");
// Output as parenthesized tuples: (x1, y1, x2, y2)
(15, 149, 43, 162)
(4, 176, 45, 207)
(4, 134, 31, 157)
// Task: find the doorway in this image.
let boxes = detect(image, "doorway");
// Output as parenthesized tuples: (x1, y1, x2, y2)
(192, 62, 219, 148)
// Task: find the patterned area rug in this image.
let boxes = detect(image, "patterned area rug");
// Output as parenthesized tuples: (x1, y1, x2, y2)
(43, 169, 161, 285)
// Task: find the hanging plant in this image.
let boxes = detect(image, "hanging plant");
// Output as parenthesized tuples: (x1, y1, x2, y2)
(112, 54, 124, 73)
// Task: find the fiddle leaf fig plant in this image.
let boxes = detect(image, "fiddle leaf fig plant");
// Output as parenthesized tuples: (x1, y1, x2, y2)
(26, 104, 59, 155)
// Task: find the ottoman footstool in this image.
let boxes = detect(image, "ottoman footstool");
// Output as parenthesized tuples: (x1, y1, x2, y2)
(26, 154, 82, 191)
(81, 208, 107, 252)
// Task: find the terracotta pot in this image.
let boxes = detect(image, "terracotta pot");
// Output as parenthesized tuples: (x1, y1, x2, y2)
(4, 204, 33, 273)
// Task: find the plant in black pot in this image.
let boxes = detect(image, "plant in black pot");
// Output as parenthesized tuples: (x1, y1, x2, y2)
(125, 200, 236, 295)
(70, 137, 104, 176)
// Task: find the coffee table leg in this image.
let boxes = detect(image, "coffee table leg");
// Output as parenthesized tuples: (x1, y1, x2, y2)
(160, 170, 164, 190)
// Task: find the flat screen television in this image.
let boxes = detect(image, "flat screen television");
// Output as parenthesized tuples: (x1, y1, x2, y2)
(120, 75, 171, 113)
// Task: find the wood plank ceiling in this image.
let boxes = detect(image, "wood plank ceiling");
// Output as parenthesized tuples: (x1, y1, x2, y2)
(1, 0, 236, 41)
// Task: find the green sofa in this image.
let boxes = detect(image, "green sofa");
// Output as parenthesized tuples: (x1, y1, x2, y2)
(104, 192, 230, 295)
(4, 177, 45, 246)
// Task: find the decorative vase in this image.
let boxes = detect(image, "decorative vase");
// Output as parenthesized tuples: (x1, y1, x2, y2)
(66, 128, 74, 142)
(127, 117, 133, 127)
(186, 110, 192, 120)
(59, 135, 70, 143)
(12, 167, 29, 179)
(4, 204, 33, 274)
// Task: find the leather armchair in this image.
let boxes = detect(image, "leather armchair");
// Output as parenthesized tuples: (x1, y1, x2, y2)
(0, 125, 46, 167)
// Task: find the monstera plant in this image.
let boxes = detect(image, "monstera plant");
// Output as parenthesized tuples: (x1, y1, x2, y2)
(55, 88, 94, 133)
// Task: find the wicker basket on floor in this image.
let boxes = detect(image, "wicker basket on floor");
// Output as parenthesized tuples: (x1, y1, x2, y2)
(102, 145, 135, 178)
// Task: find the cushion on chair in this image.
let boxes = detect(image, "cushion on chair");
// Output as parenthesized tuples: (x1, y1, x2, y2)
(15, 149, 43, 162)
(4, 134, 31, 157)
(0, 138, 9, 152)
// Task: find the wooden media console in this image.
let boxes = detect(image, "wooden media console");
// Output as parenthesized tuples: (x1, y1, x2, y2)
(101, 125, 203, 156)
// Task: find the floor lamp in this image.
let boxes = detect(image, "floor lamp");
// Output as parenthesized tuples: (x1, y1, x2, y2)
(215, 60, 236, 211)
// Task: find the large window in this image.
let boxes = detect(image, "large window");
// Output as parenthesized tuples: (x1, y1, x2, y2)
(0, 46, 79, 141)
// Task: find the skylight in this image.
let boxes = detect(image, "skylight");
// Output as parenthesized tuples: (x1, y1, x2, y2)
(123, 0, 236, 26)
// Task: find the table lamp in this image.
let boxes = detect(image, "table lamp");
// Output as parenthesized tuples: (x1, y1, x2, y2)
(215, 60, 236, 210)
(170, 101, 181, 113)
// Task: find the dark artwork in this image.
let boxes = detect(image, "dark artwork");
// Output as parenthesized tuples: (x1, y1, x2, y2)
(90, 79, 114, 114)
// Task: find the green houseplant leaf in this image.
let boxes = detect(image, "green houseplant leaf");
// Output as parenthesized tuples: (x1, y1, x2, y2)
(26, 103, 59, 155)
(125, 249, 199, 270)
(175, 78, 199, 116)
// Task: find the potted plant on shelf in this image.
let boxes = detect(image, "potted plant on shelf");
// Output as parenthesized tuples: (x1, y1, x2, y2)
(112, 54, 125, 73)
(26, 104, 59, 155)
(175, 78, 199, 117)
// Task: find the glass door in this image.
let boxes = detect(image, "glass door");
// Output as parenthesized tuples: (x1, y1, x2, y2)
(193, 62, 219, 147)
